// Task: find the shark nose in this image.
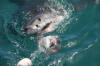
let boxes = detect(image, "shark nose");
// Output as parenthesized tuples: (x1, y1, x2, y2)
(27, 29, 34, 34)
(24, 28, 33, 34)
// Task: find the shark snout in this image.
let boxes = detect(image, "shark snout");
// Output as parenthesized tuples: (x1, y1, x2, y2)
(24, 27, 38, 34)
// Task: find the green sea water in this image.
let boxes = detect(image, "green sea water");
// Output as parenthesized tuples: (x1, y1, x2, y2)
(0, 0, 100, 66)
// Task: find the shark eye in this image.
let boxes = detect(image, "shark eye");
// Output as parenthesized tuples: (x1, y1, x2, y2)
(38, 18, 41, 21)
(36, 25, 39, 27)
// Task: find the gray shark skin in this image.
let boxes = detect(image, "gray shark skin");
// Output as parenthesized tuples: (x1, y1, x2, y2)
(24, 8, 64, 34)
(9, 0, 65, 35)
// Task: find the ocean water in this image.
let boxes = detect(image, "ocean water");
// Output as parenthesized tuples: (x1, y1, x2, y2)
(0, 0, 100, 66)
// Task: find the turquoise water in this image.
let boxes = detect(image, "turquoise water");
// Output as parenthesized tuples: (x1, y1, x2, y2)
(0, 0, 100, 66)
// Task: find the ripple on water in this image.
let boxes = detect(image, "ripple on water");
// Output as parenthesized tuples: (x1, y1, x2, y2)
(1, 0, 100, 66)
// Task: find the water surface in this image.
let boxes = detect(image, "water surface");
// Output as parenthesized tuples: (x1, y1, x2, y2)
(0, 0, 100, 66)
